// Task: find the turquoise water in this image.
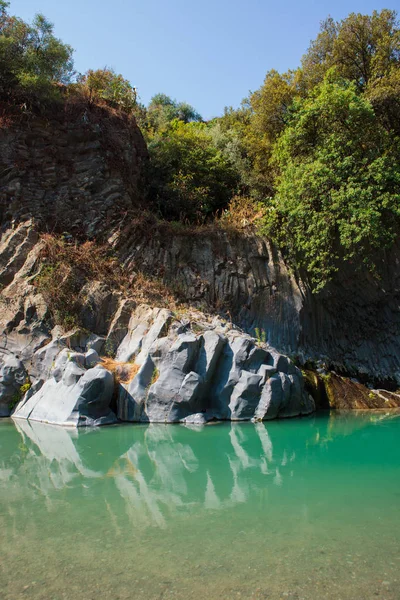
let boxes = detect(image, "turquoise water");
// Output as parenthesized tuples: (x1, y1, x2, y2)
(1, 412, 400, 600)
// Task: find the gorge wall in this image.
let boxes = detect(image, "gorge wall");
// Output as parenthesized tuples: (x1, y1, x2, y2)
(0, 101, 399, 415)
(0, 101, 148, 239)
(118, 228, 400, 385)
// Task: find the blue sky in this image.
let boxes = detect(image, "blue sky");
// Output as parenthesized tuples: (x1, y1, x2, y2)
(11, 0, 398, 119)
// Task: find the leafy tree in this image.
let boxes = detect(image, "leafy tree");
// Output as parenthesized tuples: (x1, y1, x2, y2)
(366, 66, 400, 134)
(208, 73, 303, 202)
(146, 93, 202, 133)
(301, 17, 338, 90)
(302, 10, 400, 91)
(0, 2, 74, 102)
(245, 69, 302, 196)
(75, 68, 137, 113)
(175, 101, 202, 123)
(250, 70, 300, 140)
(265, 77, 400, 290)
(147, 120, 239, 221)
(207, 119, 251, 194)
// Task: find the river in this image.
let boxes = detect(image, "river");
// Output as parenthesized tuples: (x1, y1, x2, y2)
(1, 412, 399, 599)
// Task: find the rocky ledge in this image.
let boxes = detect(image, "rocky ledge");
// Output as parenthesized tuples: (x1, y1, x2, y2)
(8, 305, 315, 426)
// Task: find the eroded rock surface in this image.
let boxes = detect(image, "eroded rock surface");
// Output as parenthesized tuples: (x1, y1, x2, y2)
(0, 355, 28, 417)
(301, 368, 400, 411)
(116, 229, 400, 386)
(0, 104, 147, 239)
(5, 304, 314, 426)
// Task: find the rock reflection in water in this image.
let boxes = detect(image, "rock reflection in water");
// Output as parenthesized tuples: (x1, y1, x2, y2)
(2, 411, 397, 531)
(1, 411, 400, 600)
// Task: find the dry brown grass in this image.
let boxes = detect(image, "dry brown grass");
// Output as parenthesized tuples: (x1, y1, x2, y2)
(33, 197, 265, 333)
(124, 197, 266, 240)
(130, 271, 181, 307)
(115, 204, 265, 244)
(100, 357, 140, 384)
(40, 233, 123, 281)
(34, 234, 125, 329)
(34, 233, 184, 329)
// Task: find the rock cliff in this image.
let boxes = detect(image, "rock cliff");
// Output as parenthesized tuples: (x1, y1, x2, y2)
(0, 101, 148, 238)
(115, 225, 400, 386)
(0, 102, 399, 425)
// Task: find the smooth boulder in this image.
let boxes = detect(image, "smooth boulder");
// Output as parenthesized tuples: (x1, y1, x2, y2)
(13, 349, 116, 426)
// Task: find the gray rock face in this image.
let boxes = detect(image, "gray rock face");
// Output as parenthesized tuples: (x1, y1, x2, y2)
(13, 349, 116, 426)
(229, 371, 263, 420)
(0, 104, 148, 240)
(0, 355, 28, 417)
(7, 303, 314, 427)
(112, 307, 314, 424)
(135, 309, 174, 366)
(145, 334, 202, 422)
(115, 228, 400, 386)
(85, 348, 100, 368)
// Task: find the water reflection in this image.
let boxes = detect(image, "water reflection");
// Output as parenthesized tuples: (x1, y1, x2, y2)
(1, 411, 399, 532)
(2, 412, 400, 600)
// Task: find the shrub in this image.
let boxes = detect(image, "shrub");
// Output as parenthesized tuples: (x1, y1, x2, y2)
(73, 68, 137, 113)
(9, 378, 31, 410)
(219, 195, 266, 230)
(147, 120, 239, 222)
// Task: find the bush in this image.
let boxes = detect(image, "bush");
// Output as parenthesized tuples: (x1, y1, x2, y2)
(219, 196, 266, 230)
(74, 68, 137, 113)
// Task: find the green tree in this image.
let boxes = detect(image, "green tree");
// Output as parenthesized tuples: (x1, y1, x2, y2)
(146, 93, 202, 133)
(302, 10, 400, 91)
(265, 77, 400, 290)
(147, 120, 239, 221)
(366, 66, 400, 134)
(301, 17, 338, 90)
(245, 69, 302, 196)
(207, 119, 251, 194)
(0, 2, 73, 102)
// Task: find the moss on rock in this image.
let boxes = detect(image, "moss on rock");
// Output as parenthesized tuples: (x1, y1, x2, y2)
(322, 373, 400, 409)
(302, 369, 400, 410)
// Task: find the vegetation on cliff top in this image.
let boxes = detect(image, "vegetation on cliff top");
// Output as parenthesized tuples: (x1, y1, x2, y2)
(0, 0, 73, 103)
(1, 2, 400, 291)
